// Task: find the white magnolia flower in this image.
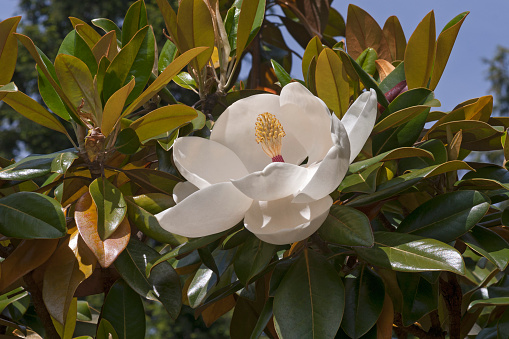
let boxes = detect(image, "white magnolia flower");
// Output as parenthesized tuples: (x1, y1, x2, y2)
(156, 82, 377, 245)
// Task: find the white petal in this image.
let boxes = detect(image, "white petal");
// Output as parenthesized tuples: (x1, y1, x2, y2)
(244, 195, 332, 245)
(278, 82, 334, 164)
(340, 89, 377, 163)
(231, 162, 309, 201)
(173, 181, 198, 204)
(173, 137, 249, 189)
(293, 115, 350, 203)
(156, 182, 253, 238)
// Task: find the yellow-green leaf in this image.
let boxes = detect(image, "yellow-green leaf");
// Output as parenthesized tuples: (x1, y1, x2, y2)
(236, 0, 266, 58)
(156, 0, 179, 46)
(123, 47, 207, 117)
(70, 17, 101, 49)
(55, 54, 102, 120)
(382, 16, 406, 62)
(101, 77, 135, 137)
(404, 11, 436, 89)
(315, 48, 349, 118)
(130, 104, 198, 143)
(429, 12, 469, 90)
(176, 0, 214, 70)
(302, 36, 323, 83)
(0, 16, 21, 85)
(373, 105, 430, 133)
(0, 81, 17, 101)
(92, 30, 118, 63)
(1, 91, 68, 134)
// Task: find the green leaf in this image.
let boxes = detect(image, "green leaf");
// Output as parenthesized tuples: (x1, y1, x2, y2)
(404, 11, 436, 89)
(383, 87, 436, 117)
(121, 0, 148, 48)
(378, 61, 405, 94)
(319, 205, 374, 247)
(0, 192, 66, 239)
(176, 0, 214, 70)
(397, 272, 438, 326)
(158, 40, 178, 73)
(429, 12, 469, 90)
(302, 36, 323, 81)
(114, 239, 182, 319)
(101, 280, 145, 339)
(122, 168, 180, 195)
(130, 104, 198, 143)
(173, 72, 197, 90)
(341, 265, 385, 338)
(96, 318, 119, 339)
(462, 226, 509, 271)
(316, 48, 350, 117)
(349, 147, 434, 173)
(373, 106, 430, 134)
(271, 59, 292, 87)
(273, 249, 344, 338)
(224, 6, 240, 56)
(468, 297, 509, 311)
(339, 163, 382, 194)
(89, 178, 127, 240)
(236, 0, 265, 57)
(0, 17, 21, 85)
(58, 29, 98, 76)
(234, 233, 276, 285)
(92, 18, 121, 39)
(54, 53, 102, 119)
(1, 91, 68, 135)
(115, 128, 140, 155)
(356, 47, 377, 75)
(0, 150, 76, 180)
(50, 152, 79, 175)
(355, 232, 465, 274)
(397, 191, 491, 242)
(126, 196, 185, 247)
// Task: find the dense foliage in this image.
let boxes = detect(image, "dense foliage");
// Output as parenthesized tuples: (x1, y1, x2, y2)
(0, 1, 508, 338)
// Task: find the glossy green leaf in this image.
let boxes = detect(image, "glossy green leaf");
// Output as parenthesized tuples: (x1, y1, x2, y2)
(58, 29, 98, 76)
(316, 48, 350, 118)
(236, 0, 265, 57)
(355, 232, 465, 274)
(158, 40, 178, 73)
(383, 87, 436, 117)
(0, 150, 75, 181)
(398, 139, 447, 171)
(378, 61, 405, 94)
(0, 192, 66, 239)
(114, 239, 182, 319)
(319, 205, 374, 247)
(273, 249, 344, 338)
(96, 318, 119, 339)
(427, 120, 503, 151)
(122, 168, 180, 195)
(348, 161, 473, 207)
(397, 191, 490, 242)
(92, 18, 121, 39)
(356, 47, 378, 75)
(468, 297, 509, 311)
(1, 91, 68, 135)
(0, 17, 21, 85)
(123, 47, 207, 117)
(462, 226, 509, 271)
(50, 152, 78, 175)
(121, 0, 148, 47)
(126, 195, 184, 247)
(130, 104, 198, 143)
(271, 59, 292, 87)
(101, 280, 145, 339)
(373, 105, 430, 134)
(37, 57, 71, 120)
(404, 11, 436, 89)
(397, 272, 438, 326)
(54, 53, 101, 119)
(173, 72, 197, 90)
(89, 178, 127, 240)
(342, 265, 385, 338)
(101, 78, 135, 138)
(234, 233, 276, 285)
(115, 128, 140, 155)
(339, 163, 382, 194)
(176, 0, 214, 70)
(302, 36, 323, 82)
(429, 12, 469, 90)
(349, 147, 434, 173)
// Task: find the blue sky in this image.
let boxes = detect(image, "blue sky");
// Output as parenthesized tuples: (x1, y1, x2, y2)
(1, 0, 507, 112)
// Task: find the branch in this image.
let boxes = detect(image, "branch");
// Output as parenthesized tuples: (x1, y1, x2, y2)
(393, 313, 428, 339)
(440, 273, 463, 339)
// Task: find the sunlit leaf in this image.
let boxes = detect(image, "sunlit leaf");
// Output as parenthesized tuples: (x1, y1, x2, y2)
(315, 48, 349, 117)
(0, 17, 21, 85)
(89, 178, 127, 240)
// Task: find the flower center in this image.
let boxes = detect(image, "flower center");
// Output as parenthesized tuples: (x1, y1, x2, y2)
(255, 112, 285, 162)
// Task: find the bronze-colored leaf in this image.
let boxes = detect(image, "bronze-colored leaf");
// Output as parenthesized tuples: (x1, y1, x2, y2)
(375, 59, 395, 82)
(0, 239, 58, 292)
(91, 30, 118, 64)
(75, 192, 130, 268)
(42, 230, 96, 324)
(345, 5, 391, 61)
(382, 16, 406, 62)
(198, 295, 236, 327)
(0, 17, 21, 85)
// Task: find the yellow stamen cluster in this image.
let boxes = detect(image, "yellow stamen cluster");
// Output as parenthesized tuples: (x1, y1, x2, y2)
(255, 112, 286, 159)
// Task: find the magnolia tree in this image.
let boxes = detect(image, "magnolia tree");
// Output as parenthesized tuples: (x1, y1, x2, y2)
(0, 1, 508, 338)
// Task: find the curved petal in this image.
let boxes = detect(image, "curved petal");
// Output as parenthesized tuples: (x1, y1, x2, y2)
(340, 89, 377, 163)
(278, 82, 334, 164)
(231, 162, 309, 201)
(156, 182, 253, 238)
(293, 115, 350, 203)
(173, 137, 249, 189)
(173, 181, 198, 204)
(210, 93, 309, 171)
(244, 195, 332, 245)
